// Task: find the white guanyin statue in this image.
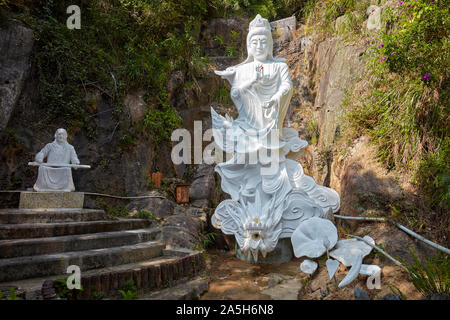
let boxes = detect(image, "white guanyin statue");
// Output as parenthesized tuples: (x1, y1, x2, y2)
(210, 14, 340, 261)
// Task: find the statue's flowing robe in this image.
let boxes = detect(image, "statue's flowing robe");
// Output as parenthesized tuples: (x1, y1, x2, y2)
(33, 141, 79, 192)
(211, 60, 340, 256)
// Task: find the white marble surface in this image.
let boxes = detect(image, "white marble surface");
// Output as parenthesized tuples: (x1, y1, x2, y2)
(300, 259, 318, 274)
(32, 128, 82, 192)
(338, 253, 363, 288)
(211, 14, 341, 261)
(291, 217, 338, 258)
(326, 258, 340, 280)
(329, 235, 375, 267)
(360, 264, 381, 276)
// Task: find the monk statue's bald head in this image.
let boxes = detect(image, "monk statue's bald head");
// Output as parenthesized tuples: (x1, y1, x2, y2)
(55, 128, 68, 144)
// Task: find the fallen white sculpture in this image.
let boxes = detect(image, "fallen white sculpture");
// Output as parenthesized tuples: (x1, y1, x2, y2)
(211, 14, 340, 261)
(326, 258, 340, 280)
(291, 217, 338, 258)
(31, 128, 90, 192)
(338, 253, 363, 288)
(300, 260, 318, 274)
(329, 236, 375, 267)
(360, 264, 381, 276)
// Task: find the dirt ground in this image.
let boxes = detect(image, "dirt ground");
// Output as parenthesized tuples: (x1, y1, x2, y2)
(201, 248, 422, 300)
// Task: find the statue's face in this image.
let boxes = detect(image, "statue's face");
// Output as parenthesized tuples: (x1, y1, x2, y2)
(249, 34, 269, 62)
(55, 130, 67, 143)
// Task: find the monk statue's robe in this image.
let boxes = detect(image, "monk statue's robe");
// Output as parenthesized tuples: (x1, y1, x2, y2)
(33, 141, 80, 192)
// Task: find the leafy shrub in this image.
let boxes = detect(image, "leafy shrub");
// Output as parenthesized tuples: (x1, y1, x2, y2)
(119, 279, 138, 300)
(54, 279, 83, 300)
(303, 0, 370, 35)
(344, 0, 449, 211)
(401, 250, 449, 296)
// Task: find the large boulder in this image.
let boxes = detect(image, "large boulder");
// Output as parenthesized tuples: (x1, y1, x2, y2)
(338, 136, 404, 218)
(270, 16, 296, 57)
(126, 194, 175, 219)
(161, 215, 202, 249)
(123, 89, 146, 122)
(189, 164, 215, 205)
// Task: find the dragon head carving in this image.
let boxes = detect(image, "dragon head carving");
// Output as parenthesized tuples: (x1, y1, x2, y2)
(211, 192, 283, 262)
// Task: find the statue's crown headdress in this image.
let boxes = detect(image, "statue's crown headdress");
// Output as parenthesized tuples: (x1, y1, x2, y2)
(249, 14, 271, 32)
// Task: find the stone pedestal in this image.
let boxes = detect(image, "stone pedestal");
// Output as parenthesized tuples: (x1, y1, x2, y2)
(235, 238, 293, 264)
(19, 192, 84, 209)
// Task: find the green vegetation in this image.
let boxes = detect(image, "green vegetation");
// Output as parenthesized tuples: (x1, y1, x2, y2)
(0, 287, 20, 300)
(119, 279, 138, 300)
(207, 0, 308, 20)
(194, 231, 218, 252)
(0, 0, 308, 146)
(133, 210, 159, 221)
(343, 0, 449, 211)
(216, 84, 232, 104)
(106, 206, 128, 218)
(96, 197, 128, 218)
(303, 0, 371, 36)
(1, 0, 446, 216)
(305, 120, 320, 145)
(401, 250, 449, 296)
(214, 29, 241, 58)
(55, 279, 83, 300)
(6, 288, 19, 300)
(302, 0, 449, 212)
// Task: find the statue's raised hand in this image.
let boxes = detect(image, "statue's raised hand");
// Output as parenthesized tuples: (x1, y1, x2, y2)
(214, 67, 236, 84)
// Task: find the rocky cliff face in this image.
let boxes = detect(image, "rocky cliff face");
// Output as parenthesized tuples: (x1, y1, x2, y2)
(0, 20, 170, 205)
(0, 16, 248, 209)
(0, 19, 34, 131)
(278, 13, 405, 223)
(0, 11, 408, 215)
(0, 7, 444, 247)
(276, 7, 443, 257)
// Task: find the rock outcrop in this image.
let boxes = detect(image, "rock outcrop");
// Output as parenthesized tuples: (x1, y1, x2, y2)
(0, 19, 34, 131)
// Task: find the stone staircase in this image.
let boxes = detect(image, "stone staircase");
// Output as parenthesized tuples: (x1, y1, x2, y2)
(0, 208, 206, 299)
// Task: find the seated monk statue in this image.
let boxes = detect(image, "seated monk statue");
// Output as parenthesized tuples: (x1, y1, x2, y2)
(33, 128, 80, 192)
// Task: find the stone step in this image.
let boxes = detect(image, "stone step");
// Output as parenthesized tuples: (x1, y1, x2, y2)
(139, 276, 209, 300)
(0, 228, 161, 258)
(0, 218, 152, 240)
(0, 208, 106, 224)
(0, 241, 165, 282)
(0, 249, 206, 299)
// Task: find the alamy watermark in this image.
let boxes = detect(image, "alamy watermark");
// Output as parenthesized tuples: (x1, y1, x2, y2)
(171, 121, 281, 175)
(66, 265, 81, 290)
(66, 5, 81, 29)
(367, 270, 381, 290)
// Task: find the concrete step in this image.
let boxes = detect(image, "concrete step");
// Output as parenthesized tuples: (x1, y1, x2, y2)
(0, 218, 152, 240)
(0, 241, 165, 282)
(0, 208, 106, 224)
(0, 249, 206, 300)
(0, 228, 161, 258)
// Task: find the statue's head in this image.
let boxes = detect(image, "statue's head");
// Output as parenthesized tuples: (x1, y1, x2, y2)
(55, 128, 68, 144)
(246, 14, 274, 63)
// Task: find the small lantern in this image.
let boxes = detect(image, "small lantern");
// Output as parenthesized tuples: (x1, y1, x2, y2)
(151, 172, 163, 188)
(176, 184, 190, 204)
